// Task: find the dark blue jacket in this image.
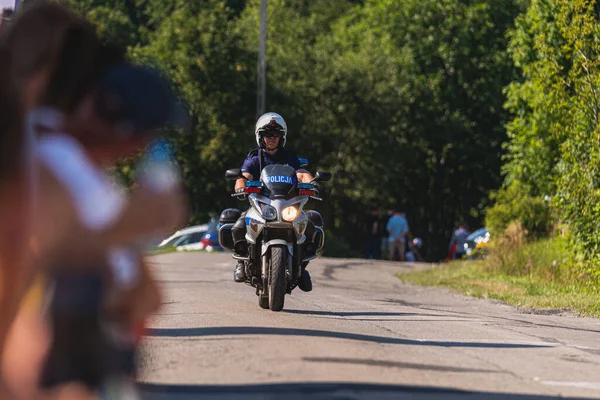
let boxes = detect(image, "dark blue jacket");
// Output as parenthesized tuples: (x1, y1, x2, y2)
(241, 148, 302, 179)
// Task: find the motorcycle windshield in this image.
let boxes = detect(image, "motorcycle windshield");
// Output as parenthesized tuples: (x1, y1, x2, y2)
(260, 164, 297, 197)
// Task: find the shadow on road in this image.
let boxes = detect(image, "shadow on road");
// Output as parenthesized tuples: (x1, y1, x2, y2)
(145, 326, 556, 349)
(380, 299, 600, 335)
(322, 262, 365, 280)
(302, 357, 502, 373)
(281, 310, 446, 318)
(138, 382, 588, 400)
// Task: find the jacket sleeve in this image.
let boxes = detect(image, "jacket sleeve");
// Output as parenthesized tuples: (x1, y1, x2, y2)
(241, 155, 257, 177)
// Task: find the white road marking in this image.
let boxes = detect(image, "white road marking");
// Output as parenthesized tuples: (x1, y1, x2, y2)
(542, 381, 600, 390)
(413, 340, 560, 347)
(569, 344, 600, 351)
(308, 315, 484, 322)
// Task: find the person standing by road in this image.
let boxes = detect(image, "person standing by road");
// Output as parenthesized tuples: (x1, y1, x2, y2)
(449, 223, 470, 260)
(363, 209, 380, 259)
(386, 210, 409, 261)
(379, 209, 392, 259)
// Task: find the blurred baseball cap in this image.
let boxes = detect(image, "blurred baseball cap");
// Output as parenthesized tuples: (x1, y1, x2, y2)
(94, 63, 188, 138)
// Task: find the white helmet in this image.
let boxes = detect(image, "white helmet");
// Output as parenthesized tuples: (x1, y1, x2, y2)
(255, 112, 287, 149)
(412, 237, 423, 248)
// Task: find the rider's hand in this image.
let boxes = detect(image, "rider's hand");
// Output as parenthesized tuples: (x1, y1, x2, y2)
(235, 187, 247, 200)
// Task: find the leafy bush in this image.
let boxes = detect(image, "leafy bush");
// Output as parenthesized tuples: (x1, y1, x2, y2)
(484, 224, 570, 280)
(486, 181, 553, 240)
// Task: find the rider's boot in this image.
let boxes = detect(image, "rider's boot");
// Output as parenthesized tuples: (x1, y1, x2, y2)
(231, 213, 248, 283)
(298, 262, 312, 292)
(234, 260, 246, 283)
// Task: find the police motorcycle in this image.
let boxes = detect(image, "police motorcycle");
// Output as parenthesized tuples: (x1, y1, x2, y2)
(218, 162, 331, 311)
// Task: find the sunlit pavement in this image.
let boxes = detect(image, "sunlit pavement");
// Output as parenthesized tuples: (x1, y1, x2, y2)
(139, 252, 600, 399)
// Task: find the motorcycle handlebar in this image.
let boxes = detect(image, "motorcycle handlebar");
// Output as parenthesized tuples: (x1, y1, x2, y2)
(232, 192, 322, 202)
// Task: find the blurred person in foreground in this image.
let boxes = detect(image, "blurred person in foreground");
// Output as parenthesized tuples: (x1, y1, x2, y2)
(37, 63, 181, 398)
(0, 8, 100, 388)
(0, 2, 187, 397)
(0, 43, 36, 398)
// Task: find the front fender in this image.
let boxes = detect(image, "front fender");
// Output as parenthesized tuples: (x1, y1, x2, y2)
(261, 239, 293, 257)
(261, 239, 294, 283)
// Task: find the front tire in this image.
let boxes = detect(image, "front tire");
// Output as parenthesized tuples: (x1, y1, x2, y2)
(268, 245, 287, 312)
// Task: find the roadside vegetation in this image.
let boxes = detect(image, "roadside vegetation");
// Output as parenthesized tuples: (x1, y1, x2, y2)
(402, 0, 600, 308)
(400, 231, 600, 317)
(147, 247, 179, 256)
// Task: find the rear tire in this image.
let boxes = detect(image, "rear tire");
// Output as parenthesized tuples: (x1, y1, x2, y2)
(268, 245, 287, 312)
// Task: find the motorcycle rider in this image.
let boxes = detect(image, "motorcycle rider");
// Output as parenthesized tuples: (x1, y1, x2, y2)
(229, 112, 319, 292)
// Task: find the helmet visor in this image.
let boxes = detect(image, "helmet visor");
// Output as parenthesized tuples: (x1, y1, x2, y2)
(261, 130, 284, 138)
(258, 120, 285, 136)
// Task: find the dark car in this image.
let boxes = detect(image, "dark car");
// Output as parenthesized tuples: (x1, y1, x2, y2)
(465, 227, 490, 259)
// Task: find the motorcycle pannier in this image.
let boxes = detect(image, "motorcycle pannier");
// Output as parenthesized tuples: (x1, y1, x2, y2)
(218, 208, 241, 252)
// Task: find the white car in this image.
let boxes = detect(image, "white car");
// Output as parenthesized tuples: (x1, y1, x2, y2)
(158, 224, 209, 251)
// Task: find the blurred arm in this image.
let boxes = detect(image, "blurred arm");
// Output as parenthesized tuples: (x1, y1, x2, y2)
(100, 185, 188, 246)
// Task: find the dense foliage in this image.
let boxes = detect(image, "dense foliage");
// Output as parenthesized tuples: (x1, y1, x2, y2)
(495, 0, 600, 285)
(55, 0, 527, 260)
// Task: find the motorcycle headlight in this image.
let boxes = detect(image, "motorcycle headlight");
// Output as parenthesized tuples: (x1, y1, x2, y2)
(261, 204, 277, 221)
(282, 206, 298, 222)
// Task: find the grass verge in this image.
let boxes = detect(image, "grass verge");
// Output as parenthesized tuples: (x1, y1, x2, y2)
(146, 247, 208, 256)
(399, 238, 600, 318)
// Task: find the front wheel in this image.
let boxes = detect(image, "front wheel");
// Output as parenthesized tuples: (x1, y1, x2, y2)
(268, 245, 287, 311)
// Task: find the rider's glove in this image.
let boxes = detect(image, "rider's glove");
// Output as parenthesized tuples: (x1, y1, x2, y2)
(235, 187, 247, 200)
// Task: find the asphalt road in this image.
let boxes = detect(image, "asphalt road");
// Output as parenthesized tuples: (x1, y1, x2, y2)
(138, 252, 600, 400)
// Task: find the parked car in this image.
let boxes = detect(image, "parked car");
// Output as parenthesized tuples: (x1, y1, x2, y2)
(465, 227, 490, 259)
(158, 224, 208, 251)
(158, 219, 225, 252)
(200, 218, 223, 252)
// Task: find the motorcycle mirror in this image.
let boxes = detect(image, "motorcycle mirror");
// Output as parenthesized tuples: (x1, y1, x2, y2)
(314, 171, 332, 182)
(225, 168, 242, 180)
